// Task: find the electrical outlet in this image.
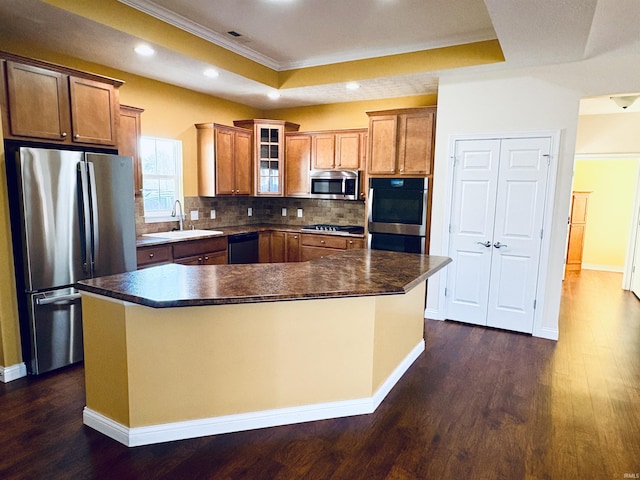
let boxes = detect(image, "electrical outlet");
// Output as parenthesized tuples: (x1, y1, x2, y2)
(190, 210, 199, 221)
(281, 207, 287, 216)
(248, 207, 253, 217)
(210, 209, 216, 219)
(297, 208, 303, 218)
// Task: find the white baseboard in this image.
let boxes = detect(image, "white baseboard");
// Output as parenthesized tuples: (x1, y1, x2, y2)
(424, 307, 444, 320)
(581, 264, 624, 273)
(0, 363, 27, 383)
(84, 340, 425, 447)
(534, 327, 559, 341)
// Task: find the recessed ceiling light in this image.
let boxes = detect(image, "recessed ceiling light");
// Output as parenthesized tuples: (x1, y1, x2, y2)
(134, 45, 155, 56)
(268, 91, 281, 100)
(204, 68, 219, 78)
(346, 82, 360, 91)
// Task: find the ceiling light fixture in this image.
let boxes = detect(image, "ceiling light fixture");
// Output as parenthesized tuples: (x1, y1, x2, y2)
(268, 91, 281, 100)
(610, 95, 640, 110)
(346, 82, 360, 91)
(204, 68, 219, 78)
(134, 44, 155, 56)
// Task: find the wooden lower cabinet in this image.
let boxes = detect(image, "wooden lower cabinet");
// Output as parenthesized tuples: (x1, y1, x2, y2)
(174, 250, 227, 265)
(137, 236, 228, 269)
(300, 234, 365, 261)
(268, 231, 300, 263)
(136, 245, 173, 268)
(259, 232, 271, 263)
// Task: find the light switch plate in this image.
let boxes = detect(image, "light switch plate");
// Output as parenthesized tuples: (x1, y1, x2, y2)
(248, 207, 253, 216)
(210, 210, 216, 219)
(281, 208, 287, 216)
(190, 210, 199, 221)
(297, 208, 303, 218)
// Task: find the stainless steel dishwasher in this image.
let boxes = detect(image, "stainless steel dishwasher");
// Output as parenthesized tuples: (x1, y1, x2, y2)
(228, 232, 260, 264)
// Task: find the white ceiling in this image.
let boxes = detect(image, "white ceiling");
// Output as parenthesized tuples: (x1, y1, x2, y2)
(1, 0, 639, 112)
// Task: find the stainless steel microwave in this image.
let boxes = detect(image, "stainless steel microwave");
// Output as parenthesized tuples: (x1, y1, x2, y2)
(309, 170, 360, 200)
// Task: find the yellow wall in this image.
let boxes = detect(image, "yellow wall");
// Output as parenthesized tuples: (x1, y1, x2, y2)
(267, 94, 438, 131)
(573, 159, 638, 268)
(0, 123, 22, 368)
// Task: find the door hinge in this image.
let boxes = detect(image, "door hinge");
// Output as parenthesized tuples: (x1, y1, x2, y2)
(540, 228, 544, 239)
(444, 288, 448, 297)
(543, 154, 551, 166)
(451, 155, 457, 166)
(449, 224, 453, 234)
(533, 299, 537, 309)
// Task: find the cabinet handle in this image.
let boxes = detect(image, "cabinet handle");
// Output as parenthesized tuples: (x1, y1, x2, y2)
(493, 242, 508, 249)
(61, 132, 67, 138)
(149, 252, 155, 258)
(476, 241, 491, 248)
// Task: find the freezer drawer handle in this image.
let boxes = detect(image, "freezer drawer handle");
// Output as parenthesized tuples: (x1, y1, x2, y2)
(36, 293, 82, 305)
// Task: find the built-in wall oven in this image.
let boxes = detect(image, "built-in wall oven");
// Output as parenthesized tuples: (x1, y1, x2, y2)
(368, 177, 429, 253)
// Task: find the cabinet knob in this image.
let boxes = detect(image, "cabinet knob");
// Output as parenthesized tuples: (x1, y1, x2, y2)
(61, 132, 67, 138)
(321, 240, 325, 244)
(149, 253, 154, 258)
(198, 257, 203, 262)
(294, 235, 298, 239)
(204, 256, 209, 261)
(74, 134, 80, 139)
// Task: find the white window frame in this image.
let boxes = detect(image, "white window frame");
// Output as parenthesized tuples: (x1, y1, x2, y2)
(140, 136, 183, 223)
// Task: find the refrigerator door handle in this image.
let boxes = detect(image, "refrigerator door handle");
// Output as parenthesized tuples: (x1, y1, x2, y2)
(78, 163, 93, 275)
(35, 292, 82, 305)
(87, 161, 100, 276)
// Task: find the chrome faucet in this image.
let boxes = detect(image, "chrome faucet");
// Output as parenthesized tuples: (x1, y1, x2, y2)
(171, 199, 184, 231)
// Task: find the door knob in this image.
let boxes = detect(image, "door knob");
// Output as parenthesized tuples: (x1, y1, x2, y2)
(476, 241, 491, 248)
(493, 242, 508, 248)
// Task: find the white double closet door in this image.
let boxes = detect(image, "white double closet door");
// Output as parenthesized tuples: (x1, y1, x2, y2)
(446, 136, 551, 334)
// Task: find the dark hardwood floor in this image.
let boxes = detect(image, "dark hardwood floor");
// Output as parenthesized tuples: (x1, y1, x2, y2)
(1, 270, 639, 479)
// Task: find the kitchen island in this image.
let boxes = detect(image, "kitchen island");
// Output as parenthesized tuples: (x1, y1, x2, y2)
(77, 250, 451, 446)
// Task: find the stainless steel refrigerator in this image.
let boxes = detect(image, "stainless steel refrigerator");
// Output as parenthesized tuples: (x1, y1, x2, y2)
(6, 146, 136, 374)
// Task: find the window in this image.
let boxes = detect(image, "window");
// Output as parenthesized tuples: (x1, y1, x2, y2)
(140, 137, 183, 222)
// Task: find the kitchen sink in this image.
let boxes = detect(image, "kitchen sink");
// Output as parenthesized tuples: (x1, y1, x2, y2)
(142, 229, 223, 240)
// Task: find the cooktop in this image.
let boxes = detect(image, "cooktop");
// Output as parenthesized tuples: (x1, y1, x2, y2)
(302, 224, 364, 234)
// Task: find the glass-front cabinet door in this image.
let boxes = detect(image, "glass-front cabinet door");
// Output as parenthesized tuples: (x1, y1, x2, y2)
(234, 119, 300, 197)
(259, 126, 281, 194)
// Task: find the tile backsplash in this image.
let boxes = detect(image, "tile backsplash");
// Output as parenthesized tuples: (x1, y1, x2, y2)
(135, 196, 366, 235)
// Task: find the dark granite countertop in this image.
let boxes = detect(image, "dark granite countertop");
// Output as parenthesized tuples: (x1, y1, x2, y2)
(136, 224, 365, 247)
(77, 250, 451, 308)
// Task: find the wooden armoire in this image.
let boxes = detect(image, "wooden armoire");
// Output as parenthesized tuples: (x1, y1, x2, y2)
(565, 191, 591, 271)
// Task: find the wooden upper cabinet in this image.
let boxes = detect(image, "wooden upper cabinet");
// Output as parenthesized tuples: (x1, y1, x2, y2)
(285, 133, 311, 197)
(312, 133, 335, 169)
(4, 61, 70, 141)
(69, 76, 118, 146)
(119, 105, 144, 196)
(233, 119, 300, 197)
(1, 54, 122, 147)
(335, 131, 363, 169)
(196, 123, 252, 196)
(367, 107, 436, 176)
(309, 129, 366, 170)
(397, 110, 435, 175)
